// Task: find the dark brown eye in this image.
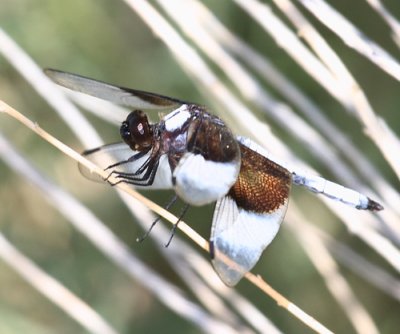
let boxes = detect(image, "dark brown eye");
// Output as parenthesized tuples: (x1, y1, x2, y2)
(120, 110, 153, 151)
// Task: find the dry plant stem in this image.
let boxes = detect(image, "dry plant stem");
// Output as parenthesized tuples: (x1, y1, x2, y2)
(117, 191, 278, 332)
(297, 0, 400, 81)
(0, 28, 304, 332)
(184, 0, 400, 241)
(0, 100, 206, 251)
(161, 254, 261, 333)
(159, 0, 399, 241)
(0, 1, 394, 332)
(123, 200, 281, 334)
(158, 0, 360, 187)
(232, 0, 347, 104)
(0, 127, 237, 334)
(185, 254, 284, 334)
(121, 0, 294, 157)
(216, 1, 398, 269)
(170, 0, 394, 316)
(278, 0, 400, 181)
(314, 226, 400, 302)
(155, 1, 398, 268)
(126, 198, 281, 333)
(1, 99, 335, 334)
(235, 0, 400, 179)
(245, 274, 334, 334)
(272, 0, 400, 223)
(0, 28, 103, 148)
(0, 232, 119, 334)
(364, 0, 400, 46)
(148, 0, 396, 274)
(323, 199, 400, 273)
(287, 207, 379, 334)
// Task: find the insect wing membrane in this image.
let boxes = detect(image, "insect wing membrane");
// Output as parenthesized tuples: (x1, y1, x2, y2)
(79, 143, 173, 189)
(210, 196, 288, 286)
(210, 139, 291, 286)
(45, 69, 183, 110)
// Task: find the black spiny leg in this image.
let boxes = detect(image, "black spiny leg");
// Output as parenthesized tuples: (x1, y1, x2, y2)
(137, 194, 179, 243)
(105, 150, 151, 182)
(108, 157, 160, 187)
(165, 204, 190, 247)
(105, 150, 149, 171)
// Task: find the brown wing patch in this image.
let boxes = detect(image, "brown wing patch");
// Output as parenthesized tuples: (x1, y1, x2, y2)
(228, 144, 291, 213)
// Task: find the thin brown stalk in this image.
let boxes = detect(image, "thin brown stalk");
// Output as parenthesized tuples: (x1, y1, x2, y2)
(1, 98, 335, 334)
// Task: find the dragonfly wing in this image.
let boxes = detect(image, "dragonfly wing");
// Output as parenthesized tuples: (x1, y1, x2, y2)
(210, 196, 288, 286)
(210, 141, 291, 286)
(45, 69, 184, 110)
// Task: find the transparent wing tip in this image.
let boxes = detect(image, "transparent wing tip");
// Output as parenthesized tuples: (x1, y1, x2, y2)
(210, 239, 247, 287)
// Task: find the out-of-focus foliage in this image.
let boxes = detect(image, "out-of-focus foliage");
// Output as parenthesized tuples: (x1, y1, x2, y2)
(0, 1, 399, 333)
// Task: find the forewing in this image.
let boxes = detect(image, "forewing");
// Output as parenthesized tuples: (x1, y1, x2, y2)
(210, 142, 291, 286)
(45, 69, 184, 110)
(79, 143, 173, 189)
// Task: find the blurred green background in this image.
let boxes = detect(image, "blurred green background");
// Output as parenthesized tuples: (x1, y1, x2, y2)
(1, 1, 399, 333)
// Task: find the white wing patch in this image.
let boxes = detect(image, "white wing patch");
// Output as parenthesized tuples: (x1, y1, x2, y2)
(79, 143, 173, 189)
(210, 196, 288, 287)
(173, 152, 240, 206)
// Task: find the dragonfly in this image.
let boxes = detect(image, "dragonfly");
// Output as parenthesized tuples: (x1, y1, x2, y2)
(45, 69, 383, 286)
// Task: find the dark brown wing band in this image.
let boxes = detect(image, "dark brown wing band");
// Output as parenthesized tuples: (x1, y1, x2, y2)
(228, 143, 291, 213)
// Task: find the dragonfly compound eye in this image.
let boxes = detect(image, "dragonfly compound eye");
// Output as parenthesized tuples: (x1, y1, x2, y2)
(121, 110, 153, 150)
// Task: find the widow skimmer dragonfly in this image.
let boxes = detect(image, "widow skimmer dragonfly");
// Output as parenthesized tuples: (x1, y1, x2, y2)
(45, 69, 383, 286)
